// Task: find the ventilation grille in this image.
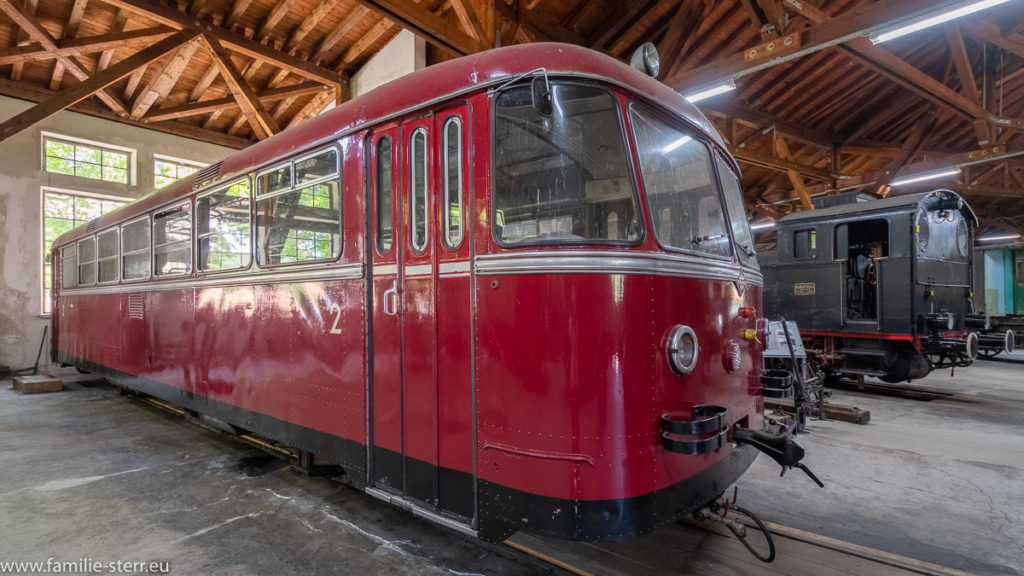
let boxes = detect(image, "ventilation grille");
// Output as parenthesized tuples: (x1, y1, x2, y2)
(86, 220, 98, 233)
(193, 161, 223, 189)
(128, 294, 144, 320)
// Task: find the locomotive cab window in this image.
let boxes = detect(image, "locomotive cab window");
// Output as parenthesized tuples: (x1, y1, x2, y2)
(154, 203, 192, 277)
(630, 104, 731, 258)
(77, 237, 95, 286)
(493, 83, 641, 245)
(198, 179, 251, 272)
(61, 244, 77, 289)
(122, 216, 151, 281)
(256, 148, 341, 266)
(97, 228, 119, 284)
(794, 229, 817, 260)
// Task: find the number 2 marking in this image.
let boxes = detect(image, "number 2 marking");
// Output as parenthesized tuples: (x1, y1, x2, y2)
(329, 303, 342, 334)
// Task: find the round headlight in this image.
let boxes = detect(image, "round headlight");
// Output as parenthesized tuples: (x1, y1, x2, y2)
(630, 42, 660, 78)
(666, 325, 699, 375)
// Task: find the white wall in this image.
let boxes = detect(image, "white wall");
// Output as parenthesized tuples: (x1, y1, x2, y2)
(350, 30, 426, 99)
(0, 94, 235, 370)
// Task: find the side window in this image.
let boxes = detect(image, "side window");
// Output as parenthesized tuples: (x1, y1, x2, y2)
(198, 179, 251, 272)
(61, 244, 77, 289)
(122, 217, 151, 281)
(154, 203, 192, 277)
(376, 137, 393, 253)
(442, 117, 462, 248)
(410, 128, 428, 253)
(1017, 259, 1024, 287)
(794, 228, 817, 259)
(97, 229, 119, 284)
(77, 237, 96, 285)
(256, 148, 341, 265)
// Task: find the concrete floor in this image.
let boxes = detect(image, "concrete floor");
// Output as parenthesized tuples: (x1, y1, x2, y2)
(1, 356, 1022, 576)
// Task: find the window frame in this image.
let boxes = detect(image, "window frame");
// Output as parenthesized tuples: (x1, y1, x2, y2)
(490, 82, 645, 249)
(152, 201, 194, 278)
(60, 244, 77, 290)
(154, 153, 207, 189)
(96, 227, 120, 285)
(375, 135, 394, 255)
(76, 236, 96, 286)
(626, 101, 730, 261)
(255, 145, 342, 268)
(121, 214, 152, 283)
(196, 177, 253, 275)
(442, 115, 464, 250)
(409, 127, 429, 254)
(793, 228, 818, 260)
(41, 131, 136, 185)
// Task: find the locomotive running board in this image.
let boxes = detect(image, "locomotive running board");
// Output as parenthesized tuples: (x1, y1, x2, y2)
(364, 487, 478, 538)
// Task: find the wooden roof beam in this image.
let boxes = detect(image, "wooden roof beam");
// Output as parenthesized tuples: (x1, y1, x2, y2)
(0, 30, 200, 142)
(0, 0, 130, 115)
(354, 0, 489, 56)
(145, 81, 327, 122)
(702, 101, 842, 148)
(202, 35, 280, 140)
(450, 0, 487, 42)
(98, 0, 347, 88)
(310, 5, 371, 64)
(48, 0, 88, 90)
(728, 144, 837, 181)
(129, 39, 201, 120)
(0, 27, 175, 66)
(286, 0, 341, 51)
(96, 9, 130, 72)
(9, 0, 36, 81)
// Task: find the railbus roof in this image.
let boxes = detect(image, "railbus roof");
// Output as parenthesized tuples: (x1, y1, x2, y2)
(54, 42, 730, 249)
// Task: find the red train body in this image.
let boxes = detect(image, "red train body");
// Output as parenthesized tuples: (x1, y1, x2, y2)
(52, 43, 775, 542)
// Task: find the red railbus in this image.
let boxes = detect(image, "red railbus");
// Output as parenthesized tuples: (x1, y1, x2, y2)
(51, 43, 812, 543)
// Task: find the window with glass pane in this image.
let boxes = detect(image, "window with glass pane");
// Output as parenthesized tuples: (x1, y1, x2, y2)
(256, 148, 341, 265)
(198, 179, 251, 272)
(77, 237, 96, 285)
(154, 204, 192, 276)
(44, 136, 130, 184)
(257, 163, 291, 196)
(42, 191, 126, 313)
(97, 229, 119, 283)
(154, 157, 205, 188)
(122, 217, 151, 280)
(443, 117, 463, 248)
(630, 105, 731, 258)
(376, 137, 393, 253)
(794, 229, 817, 260)
(61, 245, 77, 290)
(493, 84, 640, 245)
(410, 129, 428, 252)
(717, 157, 757, 266)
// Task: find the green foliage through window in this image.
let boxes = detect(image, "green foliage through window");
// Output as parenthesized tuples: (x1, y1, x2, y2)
(44, 137, 130, 184)
(155, 157, 204, 189)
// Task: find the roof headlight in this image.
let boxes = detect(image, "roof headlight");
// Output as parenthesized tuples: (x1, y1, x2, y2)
(630, 42, 660, 78)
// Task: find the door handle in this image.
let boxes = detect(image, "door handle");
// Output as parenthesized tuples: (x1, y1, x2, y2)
(383, 280, 398, 316)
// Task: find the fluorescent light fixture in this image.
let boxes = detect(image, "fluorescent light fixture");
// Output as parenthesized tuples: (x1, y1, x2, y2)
(890, 167, 961, 187)
(871, 0, 1011, 44)
(750, 221, 776, 230)
(978, 234, 1022, 242)
(663, 135, 692, 153)
(685, 81, 736, 104)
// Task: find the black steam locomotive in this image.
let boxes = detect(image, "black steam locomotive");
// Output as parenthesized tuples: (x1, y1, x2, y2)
(759, 190, 1011, 383)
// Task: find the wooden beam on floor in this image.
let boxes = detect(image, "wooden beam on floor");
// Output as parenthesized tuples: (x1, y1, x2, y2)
(0, 30, 201, 142)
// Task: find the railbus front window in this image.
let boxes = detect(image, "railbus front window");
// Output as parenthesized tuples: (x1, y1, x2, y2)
(122, 216, 151, 281)
(256, 147, 341, 266)
(492, 83, 641, 246)
(154, 203, 192, 277)
(629, 104, 731, 258)
(197, 179, 251, 272)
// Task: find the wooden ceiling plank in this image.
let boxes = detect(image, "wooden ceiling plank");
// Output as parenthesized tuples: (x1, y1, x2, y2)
(353, 0, 488, 55)
(123, 65, 147, 100)
(226, 0, 254, 26)
(311, 5, 371, 64)
(450, 0, 487, 42)
(129, 38, 201, 120)
(334, 16, 397, 70)
(96, 9, 130, 72)
(0, 29, 199, 142)
(728, 143, 836, 181)
(774, 135, 814, 210)
(0, 0, 130, 115)
(285, 87, 334, 129)
(657, 0, 706, 79)
(49, 0, 89, 90)
(286, 0, 341, 50)
(702, 101, 842, 147)
(190, 61, 223, 101)
(203, 34, 280, 140)
(9, 0, 37, 81)
(145, 81, 326, 121)
(0, 27, 175, 66)
(99, 0, 346, 87)
(946, 25, 981, 105)
(257, 0, 300, 41)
